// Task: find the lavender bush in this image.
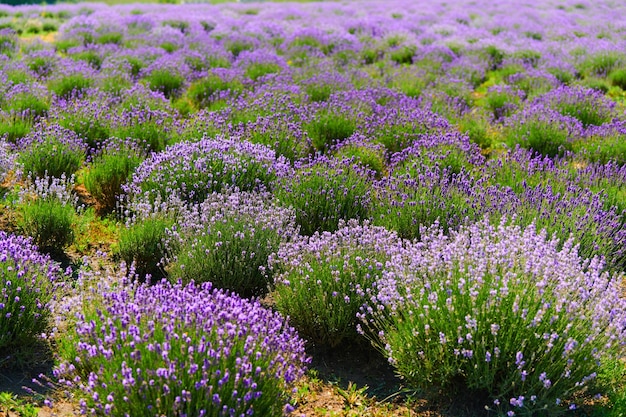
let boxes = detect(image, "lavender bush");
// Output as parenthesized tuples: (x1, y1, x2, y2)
(16, 175, 77, 254)
(275, 156, 373, 236)
(536, 85, 616, 128)
(270, 220, 408, 349)
(83, 142, 144, 216)
(0, 231, 64, 351)
(332, 138, 387, 178)
(2, 0, 626, 414)
(186, 72, 242, 110)
(609, 68, 626, 90)
(125, 137, 292, 211)
(47, 73, 93, 100)
(0, 139, 16, 197)
(3, 82, 49, 120)
(144, 67, 185, 99)
(0, 28, 18, 57)
(240, 114, 310, 163)
(361, 218, 626, 415)
(166, 191, 298, 297)
(576, 121, 626, 165)
(109, 105, 176, 154)
(503, 105, 583, 157)
(117, 215, 173, 281)
(16, 123, 86, 179)
(303, 107, 357, 154)
(54, 279, 308, 417)
(483, 84, 523, 120)
(50, 95, 112, 152)
(372, 135, 483, 240)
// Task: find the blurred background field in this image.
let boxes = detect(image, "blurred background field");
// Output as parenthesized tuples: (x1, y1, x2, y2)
(0, 0, 317, 5)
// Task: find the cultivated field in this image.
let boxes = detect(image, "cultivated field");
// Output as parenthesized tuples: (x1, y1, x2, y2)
(0, 1, 625, 416)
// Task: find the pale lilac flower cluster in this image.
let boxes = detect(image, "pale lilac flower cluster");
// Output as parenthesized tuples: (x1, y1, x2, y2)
(18, 174, 78, 208)
(363, 217, 626, 415)
(124, 136, 293, 213)
(164, 190, 299, 297)
(0, 139, 16, 185)
(166, 190, 298, 245)
(270, 219, 409, 347)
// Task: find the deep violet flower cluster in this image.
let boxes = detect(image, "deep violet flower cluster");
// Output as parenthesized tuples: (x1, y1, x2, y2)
(53, 279, 308, 417)
(124, 136, 293, 215)
(360, 217, 626, 416)
(0, 231, 65, 350)
(270, 219, 408, 348)
(374, 144, 626, 271)
(165, 190, 299, 297)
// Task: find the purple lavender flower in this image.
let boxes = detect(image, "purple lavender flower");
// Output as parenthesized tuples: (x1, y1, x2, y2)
(364, 217, 626, 415)
(125, 136, 292, 214)
(166, 190, 299, 297)
(271, 219, 409, 347)
(53, 279, 308, 417)
(0, 231, 65, 350)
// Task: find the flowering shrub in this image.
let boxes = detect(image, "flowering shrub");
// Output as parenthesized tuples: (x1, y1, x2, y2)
(361, 218, 626, 416)
(17, 175, 77, 254)
(372, 136, 483, 240)
(54, 280, 308, 417)
(303, 108, 357, 153)
(365, 101, 450, 155)
(270, 220, 408, 348)
(276, 156, 373, 236)
(373, 169, 477, 241)
(125, 137, 292, 211)
(3, 82, 49, 120)
(0, 28, 18, 57)
(484, 84, 523, 120)
(50, 95, 112, 152)
(167, 191, 298, 297)
(332, 138, 387, 178)
(16, 123, 86, 179)
(575, 121, 626, 165)
(144, 67, 185, 99)
(536, 85, 616, 127)
(484, 149, 626, 271)
(0, 139, 16, 196)
(240, 115, 310, 163)
(186, 72, 242, 109)
(503, 104, 583, 157)
(609, 68, 626, 90)
(110, 104, 177, 154)
(0, 231, 64, 350)
(83, 142, 144, 215)
(47, 73, 93, 100)
(117, 215, 173, 281)
(2, 1, 626, 414)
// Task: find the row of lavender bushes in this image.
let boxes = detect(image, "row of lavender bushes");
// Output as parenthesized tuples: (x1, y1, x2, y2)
(4, 196, 625, 416)
(0, 0, 626, 415)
